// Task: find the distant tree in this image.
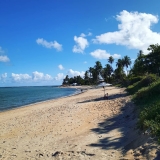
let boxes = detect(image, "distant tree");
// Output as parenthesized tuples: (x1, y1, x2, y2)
(94, 61, 103, 84)
(88, 67, 94, 84)
(103, 64, 113, 79)
(62, 75, 69, 85)
(108, 56, 114, 67)
(84, 71, 89, 85)
(116, 59, 124, 68)
(123, 55, 132, 75)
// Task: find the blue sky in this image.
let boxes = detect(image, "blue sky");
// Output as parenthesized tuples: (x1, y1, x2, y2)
(1, 0, 160, 86)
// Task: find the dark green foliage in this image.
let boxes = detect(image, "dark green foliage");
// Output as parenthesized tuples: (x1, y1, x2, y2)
(127, 76, 160, 143)
(127, 74, 158, 95)
(128, 76, 143, 85)
(138, 103, 160, 142)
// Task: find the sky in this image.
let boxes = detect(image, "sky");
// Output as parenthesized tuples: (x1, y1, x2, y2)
(1, 0, 160, 86)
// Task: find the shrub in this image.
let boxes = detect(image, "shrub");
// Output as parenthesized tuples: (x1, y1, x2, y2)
(138, 103, 160, 142)
(128, 76, 143, 85)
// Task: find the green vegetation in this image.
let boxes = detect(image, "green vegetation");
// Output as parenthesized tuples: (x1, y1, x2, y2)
(62, 55, 131, 86)
(126, 44, 160, 143)
(128, 77, 160, 142)
(62, 44, 160, 143)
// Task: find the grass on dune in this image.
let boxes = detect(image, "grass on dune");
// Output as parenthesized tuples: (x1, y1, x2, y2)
(126, 74, 160, 143)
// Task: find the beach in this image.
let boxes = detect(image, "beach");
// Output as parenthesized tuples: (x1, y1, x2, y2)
(0, 86, 159, 159)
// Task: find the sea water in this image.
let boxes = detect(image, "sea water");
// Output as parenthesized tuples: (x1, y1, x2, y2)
(0, 86, 78, 111)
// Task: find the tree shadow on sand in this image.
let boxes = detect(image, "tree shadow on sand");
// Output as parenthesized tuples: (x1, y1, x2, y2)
(78, 93, 128, 104)
(85, 93, 160, 158)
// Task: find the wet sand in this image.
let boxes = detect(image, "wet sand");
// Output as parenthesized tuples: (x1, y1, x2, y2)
(0, 86, 159, 159)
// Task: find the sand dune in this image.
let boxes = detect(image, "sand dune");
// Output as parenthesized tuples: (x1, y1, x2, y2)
(0, 86, 159, 159)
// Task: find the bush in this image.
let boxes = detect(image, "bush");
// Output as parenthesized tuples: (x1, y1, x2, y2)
(138, 103, 160, 142)
(141, 74, 158, 86)
(128, 76, 143, 85)
(127, 74, 159, 95)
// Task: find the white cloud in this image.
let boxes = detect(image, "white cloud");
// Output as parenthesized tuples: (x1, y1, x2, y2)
(93, 10, 160, 53)
(58, 64, 64, 70)
(32, 71, 44, 81)
(84, 61, 87, 64)
(90, 49, 121, 59)
(0, 47, 10, 62)
(10, 71, 53, 83)
(32, 71, 53, 81)
(72, 35, 89, 53)
(54, 73, 65, 81)
(88, 32, 92, 36)
(0, 73, 7, 82)
(44, 74, 53, 81)
(68, 69, 85, 77)
(11, 73, 32, 82)
(0, 55, 10, 62)
(80, 32, 92, 37)
(80, 33, 86, 37)
(36, 38, 62, 51)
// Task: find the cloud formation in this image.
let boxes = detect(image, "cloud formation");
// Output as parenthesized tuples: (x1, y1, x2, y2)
(11, 73, 32, 82)
(0, 47, 10, 62)
(90, 49, 121, 59)
(72, 34, 89, 53)
(32, 71, 53, 81)
(58, 64, 64, 70)
(54, 73, 65, 81)
(36, 38, 62, 51)
(11, 71, 53, 83)
(0, 55, 10, 62)
(80, 32, 92, 37)
(93, 10, 160, 53)
(0, 73, 7, 82)
(68, 69, 85, 77)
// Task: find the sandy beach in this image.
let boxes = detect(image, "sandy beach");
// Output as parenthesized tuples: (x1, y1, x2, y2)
(0, 86, 159, 160)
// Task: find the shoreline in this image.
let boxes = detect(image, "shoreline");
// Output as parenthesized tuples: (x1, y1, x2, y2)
(0, 86, 158, 159)
(0, 86, 90, 113)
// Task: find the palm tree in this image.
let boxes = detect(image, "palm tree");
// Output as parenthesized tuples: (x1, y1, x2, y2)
(88, 67, 94, 84)
(115, 59, 125, 81)
(123, 56, 132, 75)
(94, 61, 103, 84)
(104, 64, 113, 78)
(116, 59, 124, 68)
(103, 64, 113, 82)
(84, 71, 89, 85)
(108, 56, 114, 67)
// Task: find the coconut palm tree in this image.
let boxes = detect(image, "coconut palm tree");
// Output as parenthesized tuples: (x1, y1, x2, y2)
(88, 67, 94, 84)
(116, 59, 124, 68)
(94, 61, 103, 84)
(108, 56, 114, 67)
(84, 71, 89, 85)
(123, 56, 132, 75)
(104, 64, 113, 78)
(115, 59, 125, 81)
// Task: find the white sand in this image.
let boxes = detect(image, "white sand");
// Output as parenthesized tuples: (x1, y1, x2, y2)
(0, 86, 159, 159)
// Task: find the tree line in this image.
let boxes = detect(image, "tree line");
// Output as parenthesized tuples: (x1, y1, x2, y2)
(62, 44, 160, 86)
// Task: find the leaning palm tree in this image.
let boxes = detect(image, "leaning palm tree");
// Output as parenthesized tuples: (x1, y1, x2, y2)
(108, 56, 114, 67)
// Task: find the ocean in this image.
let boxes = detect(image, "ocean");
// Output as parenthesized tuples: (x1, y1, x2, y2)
(0, 86, 78, 111)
